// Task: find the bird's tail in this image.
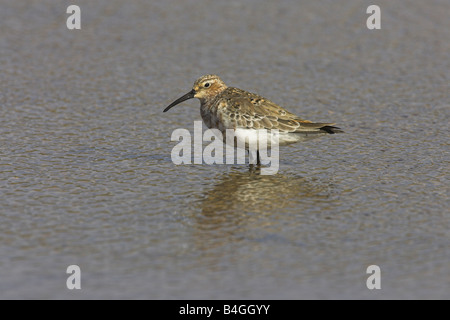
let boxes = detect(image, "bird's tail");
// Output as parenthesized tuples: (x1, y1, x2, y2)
(319, 125, 344, 134)
(295, 122, 344, 134)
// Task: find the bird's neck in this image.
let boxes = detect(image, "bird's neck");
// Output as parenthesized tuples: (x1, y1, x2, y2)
(199, 86, 227, 106)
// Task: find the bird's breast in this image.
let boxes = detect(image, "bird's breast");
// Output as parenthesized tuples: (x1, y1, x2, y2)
(200, 100, 232, 133)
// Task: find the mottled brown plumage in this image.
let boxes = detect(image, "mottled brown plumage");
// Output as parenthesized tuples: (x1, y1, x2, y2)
(207, 86, 342, 134)
(165, 74, 342, 135)
(164, 75, 343, 164)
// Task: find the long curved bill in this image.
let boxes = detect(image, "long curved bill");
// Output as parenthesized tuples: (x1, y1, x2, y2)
(163, 89, 195, 112)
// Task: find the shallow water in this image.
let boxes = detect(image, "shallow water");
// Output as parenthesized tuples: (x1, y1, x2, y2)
(0, 0, 448, 299)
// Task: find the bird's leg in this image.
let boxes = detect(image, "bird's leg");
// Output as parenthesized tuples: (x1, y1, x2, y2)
(248, 150, 254, 169)
(247, 150, 261, 174)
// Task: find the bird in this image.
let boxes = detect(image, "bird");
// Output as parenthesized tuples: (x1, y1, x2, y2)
(164, 74, 343, 166)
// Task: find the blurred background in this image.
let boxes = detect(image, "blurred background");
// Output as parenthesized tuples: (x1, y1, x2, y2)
(0, 0, 448, 299)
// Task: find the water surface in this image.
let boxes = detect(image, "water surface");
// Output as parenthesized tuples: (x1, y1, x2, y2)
(0, 0, 448, 299)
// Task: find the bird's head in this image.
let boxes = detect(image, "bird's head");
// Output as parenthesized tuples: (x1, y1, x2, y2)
(163, 75, 227, 112)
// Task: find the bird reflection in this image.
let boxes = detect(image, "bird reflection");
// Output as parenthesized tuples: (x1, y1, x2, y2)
(190, 168, 336, 261)
(200, 169, 330, 217)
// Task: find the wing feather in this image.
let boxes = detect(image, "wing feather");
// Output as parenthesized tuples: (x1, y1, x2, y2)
(216, 87, 342, 134)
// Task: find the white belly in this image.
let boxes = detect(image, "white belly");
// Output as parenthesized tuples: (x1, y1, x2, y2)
(227, 128, 326, 149)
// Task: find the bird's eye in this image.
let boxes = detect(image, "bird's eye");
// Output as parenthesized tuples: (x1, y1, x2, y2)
(204, 82, 210, 88)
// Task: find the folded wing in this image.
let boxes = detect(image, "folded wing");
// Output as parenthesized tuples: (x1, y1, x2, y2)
(218, 87, 343, 134)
